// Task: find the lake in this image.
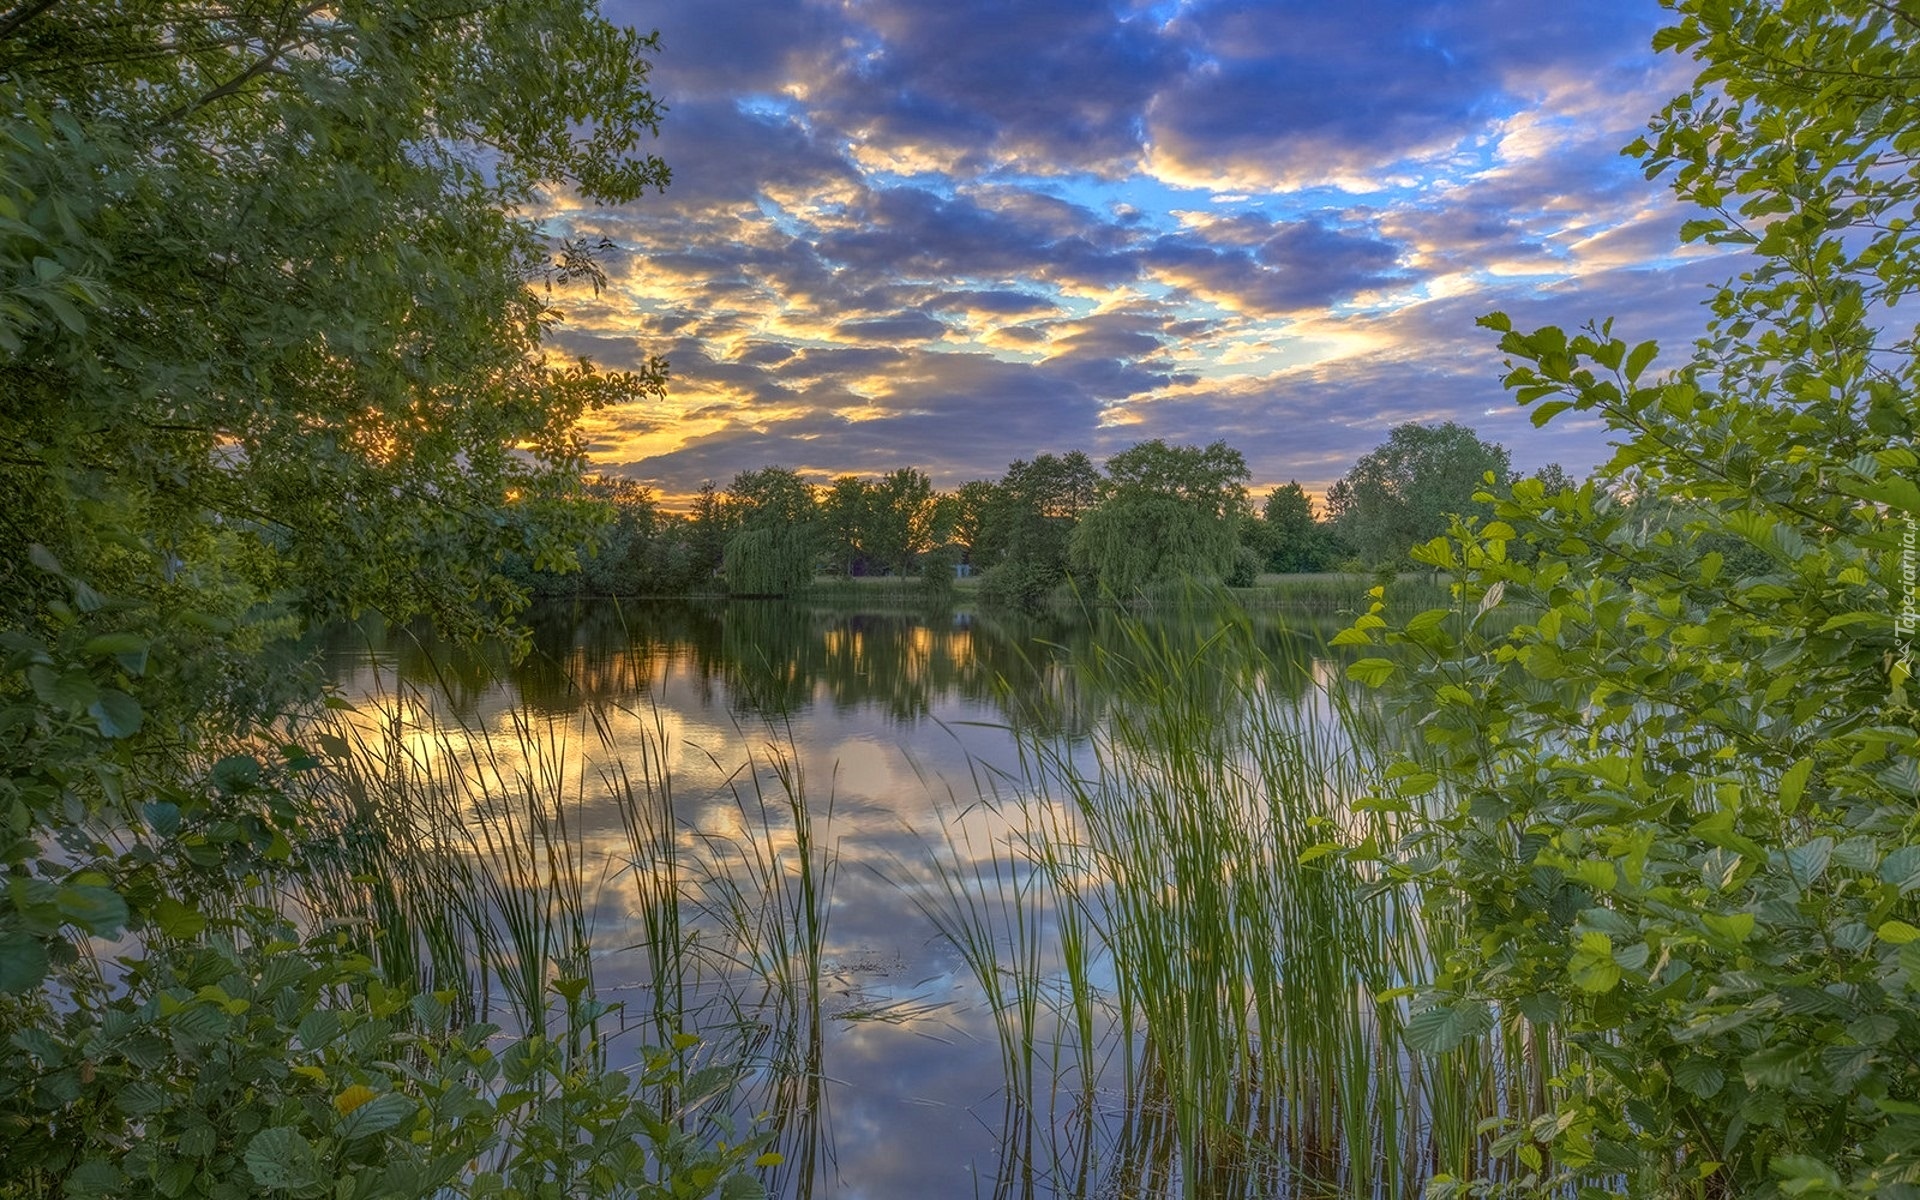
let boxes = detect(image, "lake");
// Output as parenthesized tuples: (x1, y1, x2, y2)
(314, 597, 1516, 1199)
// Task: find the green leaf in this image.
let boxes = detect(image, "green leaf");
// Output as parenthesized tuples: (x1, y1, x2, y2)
(1530, 400, 1573, 427)
(168, 1002, 229, 1045)
(65, 1160, 126, 1197)
(1771, 1155, 1843, 1191)
(1786, 837, 1833, 889)
(1880, 845, 1920, 893)
(1876, 920, 1920, 945)
(82, 631, 148, 659)
(336, 1092, 417, 1139)
(1624, 339, 1658, 383)
(88, 690, 143, 739)
(1703, 911, 1755, 942)
(1743, 1045, 1807, 1089)
(1778, 758, 1812, 814)
(210, 754, 261, 793)
(245, 1127, 319, 1191)
(116, 1080, 168, 1115)
(1569, 931, 1622, 993)
(56, 884, 128, 935)
(1673, 1057, 1725, 1098)
(1346, 658, 1397, 687)
(297, 1010, 342, 1050)
(1404, 999, 1493, 1054)
(152, 897, 207, 939)
(0, 930, 50, 994)
(719, 1172, 767, 1200)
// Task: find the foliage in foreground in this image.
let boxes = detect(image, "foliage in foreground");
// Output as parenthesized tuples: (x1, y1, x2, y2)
(0, 0, 769, 1194)
(1343, 2, 1920, 1196)
(2, 915, 764, 1200)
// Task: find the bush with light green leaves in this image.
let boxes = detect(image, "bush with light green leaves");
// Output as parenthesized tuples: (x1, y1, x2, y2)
(1, 914, 771, 1200)
(1340, 2, 1920, 1197)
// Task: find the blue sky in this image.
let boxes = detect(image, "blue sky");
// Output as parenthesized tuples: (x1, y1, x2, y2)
(549, 0, 1725, 501)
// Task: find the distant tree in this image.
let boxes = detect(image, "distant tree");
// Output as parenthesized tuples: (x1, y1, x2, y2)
(723, 526, 815, 597)
(1326, 422, 1511, 565)
(504, 477, 674, 597)
(1070, 440, 1252, 596)
(977, 451, 1102, 606)
(687, 481, 733, 585)
(866, 468, 936, 576)
(820, 476, 873, 575)
(725, 466, 818, 531)
(1259, 481, 1342, 573)
(944, 480, 998, 564)
(723, 466, 819, 594)
(1529, 462, 1578, 495)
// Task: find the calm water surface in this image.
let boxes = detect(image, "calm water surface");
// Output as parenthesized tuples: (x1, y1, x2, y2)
(320, 599, 1347, 1199)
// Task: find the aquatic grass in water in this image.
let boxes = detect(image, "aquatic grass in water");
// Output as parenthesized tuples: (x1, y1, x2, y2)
(909, 608, 1560, 1197)
(296, 605, 1560, 1199)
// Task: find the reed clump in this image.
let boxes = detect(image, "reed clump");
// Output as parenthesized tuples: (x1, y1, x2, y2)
(910, 608, 1554, 1198)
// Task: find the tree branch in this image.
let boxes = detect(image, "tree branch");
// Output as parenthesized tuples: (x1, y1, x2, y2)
(148, 0, 329, 130)
(0, 0, 59, 42)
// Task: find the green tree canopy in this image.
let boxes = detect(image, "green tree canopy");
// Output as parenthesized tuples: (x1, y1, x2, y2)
(1325, 421, 1511, 565)
(2, 0, 675, 994)
(976, 451, 1100, 606)
(865, 468, 936, 577)
(1257, 481, 1342, 573)
(820, 475, 873, 576)
(1070, 440, 1252, 597)
(1, 0, 672, 640)
(725, 466, 819, 533)
(721, 467, 818, 594)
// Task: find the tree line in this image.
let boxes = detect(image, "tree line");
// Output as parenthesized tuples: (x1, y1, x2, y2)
(510, 423, 1578, 602)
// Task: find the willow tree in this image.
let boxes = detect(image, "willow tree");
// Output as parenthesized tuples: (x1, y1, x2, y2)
(722, 467, 818, 595)
(1070, 440, 1251, 598)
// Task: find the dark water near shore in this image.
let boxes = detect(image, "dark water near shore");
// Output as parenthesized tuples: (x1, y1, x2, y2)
(320, 599, 1353, 1200)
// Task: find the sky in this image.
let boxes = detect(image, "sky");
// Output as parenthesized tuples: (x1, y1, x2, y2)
(548, 0, 1729, 504)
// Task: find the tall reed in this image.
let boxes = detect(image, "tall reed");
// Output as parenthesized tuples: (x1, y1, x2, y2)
(914, 603, 1558, 1197)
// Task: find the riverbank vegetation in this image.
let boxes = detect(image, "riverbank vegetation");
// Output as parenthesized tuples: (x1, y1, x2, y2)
(1336, 2, 1920, 1194)
(0, 1, 769, 1195)
(6, 0, 1916, 1197)
(502, 432, 1553, 604)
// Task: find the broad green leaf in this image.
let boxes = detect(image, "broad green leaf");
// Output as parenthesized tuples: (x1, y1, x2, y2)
(1703, 912, 1755, 942)
(1346, 658, 1397, 687)
(56, 885, 128, 935)
(245, 1127, 319, 1191)
(88, 690, 142, 739)
(1777, 758, 1812, 813)
(1569, 932, 1621, 993)
(0, 931, 50, 994)
(337, 1091, 417, 1139)
(1743, 1045, 1807, 1089)
(1404, 1000, 1494, 1054)
(1881, 845, 1920, 893)
(1786, 837, 1832, 889)
(1673, 1057, 1725, 1098)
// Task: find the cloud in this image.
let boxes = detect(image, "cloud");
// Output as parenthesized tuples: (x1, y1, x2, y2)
(1142, 218, 1413, 314)
(1144, 0, 1663, 192)
(545, 0, 1705, 502)
(809, 0, 1186, 176)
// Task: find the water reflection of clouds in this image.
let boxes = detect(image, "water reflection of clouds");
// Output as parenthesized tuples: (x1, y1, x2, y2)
(318, 602, 1349, 1198)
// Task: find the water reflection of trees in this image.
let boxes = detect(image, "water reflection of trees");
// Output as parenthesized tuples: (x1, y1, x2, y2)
(319, 600, 1341, 738)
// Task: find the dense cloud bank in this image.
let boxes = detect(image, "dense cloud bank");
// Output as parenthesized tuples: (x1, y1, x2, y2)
(561, 0, 1711, 500)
